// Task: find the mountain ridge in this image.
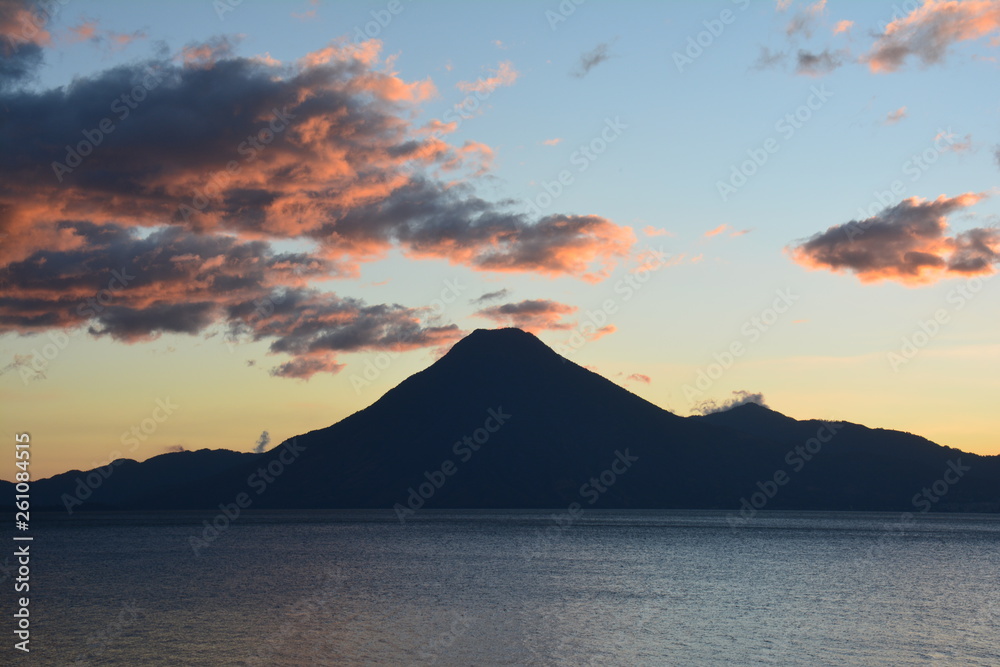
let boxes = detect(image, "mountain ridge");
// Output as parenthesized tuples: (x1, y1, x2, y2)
(7, 328, 999, 513)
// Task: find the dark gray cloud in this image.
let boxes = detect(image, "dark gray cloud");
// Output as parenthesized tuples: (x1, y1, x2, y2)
(795, 48, 843, 76)
(269, 355, 345, 380)
(471, 288, 510, 304)
(0, 221, 462, 377)
(751, 46, 788, 71)
(573, 40, 615, 77)
(474, 298, 577, 332)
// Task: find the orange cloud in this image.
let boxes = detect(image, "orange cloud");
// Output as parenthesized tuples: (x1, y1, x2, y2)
(789, 193, 997, 285)
(643, 225, 673, 237)
(705, 224, 731, 238)
(68, 21, 97, 42)
(542, 138, 562, 146)
(456, 60, 518, 94)
(0, 1, 51, 49)
(885, 106, 908, 124)
(588, 324, 616, 341)
(867, 0, 1000, 72)
(833, 19, 854, 34)
(0, 37, 639, 377)
(626, 373, 651, 384)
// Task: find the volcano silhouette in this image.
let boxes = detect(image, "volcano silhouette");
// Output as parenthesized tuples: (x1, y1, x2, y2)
(15, 328, 1000, 512)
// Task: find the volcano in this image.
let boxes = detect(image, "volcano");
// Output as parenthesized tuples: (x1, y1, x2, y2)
(17, 328, 1000, 513)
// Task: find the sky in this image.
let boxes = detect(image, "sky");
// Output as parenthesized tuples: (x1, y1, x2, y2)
(1, 0, 998, 479)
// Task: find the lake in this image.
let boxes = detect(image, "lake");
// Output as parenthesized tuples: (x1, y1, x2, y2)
(25, 510, 1000, 665)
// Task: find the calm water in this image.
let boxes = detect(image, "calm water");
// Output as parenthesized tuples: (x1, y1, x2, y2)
(22, 510, 1000, 665)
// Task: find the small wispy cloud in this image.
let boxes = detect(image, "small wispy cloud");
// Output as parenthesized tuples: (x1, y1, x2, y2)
(456, 61, 519, 94)
(752, 46, 788, 71)
(573, 40, 616, 77)
(471, 289, 511, 304)
(833, 19, 853, 34)
(643, 225, 674, 237)
(884, 106, 907, 125)
(785, 0, 827, 38)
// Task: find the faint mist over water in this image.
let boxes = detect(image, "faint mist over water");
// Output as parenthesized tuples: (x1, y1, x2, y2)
(30, 510, 1000, 665)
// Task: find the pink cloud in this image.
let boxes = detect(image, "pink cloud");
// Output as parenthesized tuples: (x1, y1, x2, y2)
(885, 106, 908, 124)
(833, 19, 854, 34)
(456, 61, 518, 94)
(867, 0, 1000, 72)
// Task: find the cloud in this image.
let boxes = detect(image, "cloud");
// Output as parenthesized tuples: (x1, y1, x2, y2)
(789, 193, 998, 284)
(64, 20, 144, 51)
(626, 373, 650, 384)
(0, 353, 37, 379)
(833, 19, 854, 34)
(292, 0, 319, 21)
(587, 324, 616, 341)
(68, 21, 98, 42)
(705, 224, 751, 239)
(456, 60, 518, 94)
(693, 390, 768, 415)
(0, 38, 638, 376)
(885, 106, 908, 124)
(786, 0, 827, 38)
(165, 445, 187, 453)
(995, 145, 1000, 169)
(936, 130, 972, 152)
(253, 430, 270, 454)
(541, 138, 562, 146)
(752, 46, 788, 70)
(643, 225, 673, 237)
(0, 222, 465, 376)
(0, 0, 50, 48)
(795, 48, 843, 76)
(0, 39, 635, 272)
(474, 299, 577, 332)
(107, 29, 145, 49)
(471, 288, 510, 304)
(776, 0, 793, 11)
(573, 41, 614, 77)
(181, 35, 240, 67)
(0, 0, 48, 91)
(269, 354, 345, 380)
(866, 0, 1000, 72)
